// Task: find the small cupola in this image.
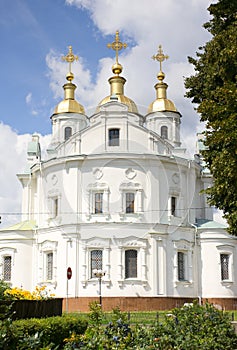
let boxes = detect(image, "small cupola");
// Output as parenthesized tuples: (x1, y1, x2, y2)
(148, 45, 177, 113)
(97, 31, 138, 114)
(146, 45, 181, 147)
(51, 46, 85, 116)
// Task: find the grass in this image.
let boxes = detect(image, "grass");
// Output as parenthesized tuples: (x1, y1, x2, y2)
(67, 309, 237, 326)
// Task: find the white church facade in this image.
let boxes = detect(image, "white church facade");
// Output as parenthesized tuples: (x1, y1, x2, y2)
(1, 34, 236, 311)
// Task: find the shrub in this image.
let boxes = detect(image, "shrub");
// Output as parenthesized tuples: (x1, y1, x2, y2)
(4, 285, 55, 300)
(63, 301, 237, 350)
(5, 314, 88, 349)
(63, 302, 135, 349)
(148, 301, 237, 349)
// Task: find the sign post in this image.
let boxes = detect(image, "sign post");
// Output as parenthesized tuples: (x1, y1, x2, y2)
(66, 267, 72, 312)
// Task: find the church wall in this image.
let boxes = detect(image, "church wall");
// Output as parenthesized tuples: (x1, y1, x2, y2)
(200, 232, 237, 298)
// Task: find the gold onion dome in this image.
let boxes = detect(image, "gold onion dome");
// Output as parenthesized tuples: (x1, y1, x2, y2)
(97, 31, 138, 113)
(52, 46, 85, 116)
(148, 45, 177, 113)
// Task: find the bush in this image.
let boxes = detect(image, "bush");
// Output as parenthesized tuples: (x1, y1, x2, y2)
(3, 314, 88, 349)
(148, 301, 237, 349)
(63, 301, 237, 350)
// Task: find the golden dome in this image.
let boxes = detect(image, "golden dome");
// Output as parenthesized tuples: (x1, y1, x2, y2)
(97, 30, 138, 114)
(52, 82, 85, 115)
(147, 80, 177, 113)
(97, 75, 138, 113)
(148, 45, 177, 114)
(51, 46, 85, 117)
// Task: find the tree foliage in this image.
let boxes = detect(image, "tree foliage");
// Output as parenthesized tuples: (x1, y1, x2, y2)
(185, 0, 237, 235)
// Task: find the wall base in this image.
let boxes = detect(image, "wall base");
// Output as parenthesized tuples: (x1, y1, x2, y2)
(62, 296, 237, 312)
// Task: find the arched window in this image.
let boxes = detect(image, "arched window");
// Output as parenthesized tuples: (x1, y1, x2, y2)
(64, 127, 72, 141)
(125, 249, 137, 278)
(161, 125, 168, 139)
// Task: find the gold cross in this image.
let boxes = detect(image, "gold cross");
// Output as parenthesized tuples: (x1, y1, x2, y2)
(152, 45, 169, 72)
(107, 30, 127, 64)
(62, 46, 78, 73)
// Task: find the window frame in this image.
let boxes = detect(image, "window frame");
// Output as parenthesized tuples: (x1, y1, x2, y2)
(94, 192, 103, 214)
(87, 183, 110, 217)
(220, 253, 230, 281)
(108, 128, 120, 147)
(125, 249, 138, 279)
(171, 196, 176, 216)
(119, 182, 143, 215)
(90, 249, 103, 278)
(3, 255, 12, 282)
(177, 251, 186, 281)
(125, 192, 135, 213)
(64, 126, 72, 141)
(161, 125, 168, 139)
(46, 252, 53, 281)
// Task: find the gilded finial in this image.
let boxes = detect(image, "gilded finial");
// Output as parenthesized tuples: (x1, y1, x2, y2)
(152, 45, 169, 73)
(62, 46, 79, 82)
(107, 31, 127, 64)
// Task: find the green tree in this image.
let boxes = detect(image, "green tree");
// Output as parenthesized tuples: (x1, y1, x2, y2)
(185, 0, 237, 235)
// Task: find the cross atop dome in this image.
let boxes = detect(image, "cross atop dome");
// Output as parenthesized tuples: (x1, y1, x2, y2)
(107, 31, 127, 76)
(62, 45, 79, 82)
(152, 45, 169, 73)
(107, 30, 127, 65)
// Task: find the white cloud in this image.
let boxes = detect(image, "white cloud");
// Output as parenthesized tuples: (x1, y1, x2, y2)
(25, 92, 32, 104)
(0, 123, 50, 228)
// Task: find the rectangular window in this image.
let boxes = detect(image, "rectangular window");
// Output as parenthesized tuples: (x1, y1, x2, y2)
(126, 193, 135, 213)
(94, 193, 103, 214)
(91, 250, 103, 278)
(53, 198, 58, 218)
(46, 252, 53, 280)
(109, 129, 120, 146)
(177, 252, 185, 281)
(220, 254, 229, 280)
(125, 249, 137, 278)
(171, 196, 176, 216)
(3, 256, 12, 281)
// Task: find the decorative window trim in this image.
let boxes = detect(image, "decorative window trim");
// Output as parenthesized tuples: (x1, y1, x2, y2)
(81, 238, 111, 287)
(47, 190, 62, 223)
(117, 237, 147, 286)
(173, 240, 193, 285)
(119, 182, 143, 216)
(87, 183, 110, 218)
(168, 188, 181, 219)
(38, 240, 58, 287)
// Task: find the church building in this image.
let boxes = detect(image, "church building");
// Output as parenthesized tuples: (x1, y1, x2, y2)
(1, 32, 236, 311)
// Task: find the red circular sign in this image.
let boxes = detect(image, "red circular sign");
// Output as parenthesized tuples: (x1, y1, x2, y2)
(67, 267, 72, 280)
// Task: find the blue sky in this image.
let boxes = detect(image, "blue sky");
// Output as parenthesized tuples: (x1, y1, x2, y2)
(1, 0, 114, 134)
(0, 0, 224, 226)
(0, 0, 213, 136)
